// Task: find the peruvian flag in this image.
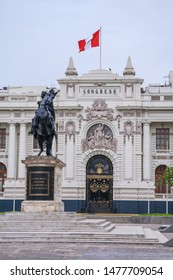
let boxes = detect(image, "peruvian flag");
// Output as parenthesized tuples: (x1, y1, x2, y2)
(78, 29, 100, 52)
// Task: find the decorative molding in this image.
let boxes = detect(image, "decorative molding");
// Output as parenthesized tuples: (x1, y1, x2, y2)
(114, 114, 122, 129)
(65, 121, 75, 138)
(136, 121, 142, 133)
(152, 155, 173, 160)
(65, 112, 76, 117)
(123, 112, 134, 117)
(58, 121, 64, 132)
(59, 111, 64, 117)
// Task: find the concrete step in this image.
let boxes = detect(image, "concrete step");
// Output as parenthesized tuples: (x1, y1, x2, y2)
(79, 214, 133, 223)
(0, 219, 115, 233)
(0, 226, 165, 244)
(0, 213, 167, 245)
(0, 233, 160, 244)
(78, 214, 173, 225)
(0, 227, 114, 233)
(0, 212, 77, 221)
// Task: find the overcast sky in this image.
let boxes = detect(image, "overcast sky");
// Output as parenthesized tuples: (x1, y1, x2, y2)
(0, 0, 173, 88)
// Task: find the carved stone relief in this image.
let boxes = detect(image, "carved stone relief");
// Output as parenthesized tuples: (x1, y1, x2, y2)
(123, 112, 135, 117)
(65, 112, 76, 117)
(59, 111, 64, 117)
(58, 121, 64, 132)
(82, 123, 117, 152)
(65, 121, 75, 138)
(124, 120, 134, 139)
(136, 121, 142, 133)
(85, 99, 114, 120)
(78, 99, 122, 130)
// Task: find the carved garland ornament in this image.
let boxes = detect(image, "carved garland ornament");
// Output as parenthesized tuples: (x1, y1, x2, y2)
(65, 121, 75, 138)
(123, 120, 134, 139)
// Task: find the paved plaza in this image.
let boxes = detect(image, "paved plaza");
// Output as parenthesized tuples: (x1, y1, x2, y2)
(0, 241, 173, 260)
(0, 213, 173, 260)
(0, 223, 173, 260)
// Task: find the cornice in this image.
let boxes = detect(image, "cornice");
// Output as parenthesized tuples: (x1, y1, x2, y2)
(57, 106, 83, 110)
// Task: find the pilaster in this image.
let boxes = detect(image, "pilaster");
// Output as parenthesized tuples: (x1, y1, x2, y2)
(143, 123, 151, 180)
(18, 123, 26, 178)
(7, 123, 16, 179)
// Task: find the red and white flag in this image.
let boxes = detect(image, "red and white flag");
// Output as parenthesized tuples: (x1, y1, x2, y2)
(78, 29, 100, 52)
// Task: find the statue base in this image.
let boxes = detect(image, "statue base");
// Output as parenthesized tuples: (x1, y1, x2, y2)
(21, 200, 64, 213)
(21, 156, 66, 213)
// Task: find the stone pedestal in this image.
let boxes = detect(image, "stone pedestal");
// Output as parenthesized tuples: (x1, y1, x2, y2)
(21, 156, 66, 212)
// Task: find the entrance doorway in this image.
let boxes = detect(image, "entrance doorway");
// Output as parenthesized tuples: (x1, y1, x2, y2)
(86, 155, 113, 212)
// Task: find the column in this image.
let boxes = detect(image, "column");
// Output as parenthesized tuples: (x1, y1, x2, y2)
(52, 137, 56, 156)
(52, 123, 57, 156)
(65, 136, 75, 179)
(7, 123, 16, 178)
(123, 136, 134, 180)
(143, 123, 151, 180)
(18, 123, 26, 178)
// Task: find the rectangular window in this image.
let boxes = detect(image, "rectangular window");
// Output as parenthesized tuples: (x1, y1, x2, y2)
(0, 129, 6, 149)
(151, 96, 160, 101)
(156, 128, 169, 150)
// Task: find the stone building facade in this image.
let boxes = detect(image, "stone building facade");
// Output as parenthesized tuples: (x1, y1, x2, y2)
(0, 57, 173, 213)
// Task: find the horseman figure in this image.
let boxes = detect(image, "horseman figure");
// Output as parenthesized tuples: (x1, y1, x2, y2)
(29, 88, 58, 156)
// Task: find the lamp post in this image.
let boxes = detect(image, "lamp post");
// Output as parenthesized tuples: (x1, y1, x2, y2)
(147, 181, 150, 214)
(13, 180, 16, 212)
(166, 182, 169, 214)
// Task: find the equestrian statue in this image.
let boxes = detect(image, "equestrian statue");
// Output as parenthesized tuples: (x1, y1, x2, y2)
(29, 88, 58, 156)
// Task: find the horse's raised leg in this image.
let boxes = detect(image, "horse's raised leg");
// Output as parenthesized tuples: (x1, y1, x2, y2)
(37, 135, 44, 156)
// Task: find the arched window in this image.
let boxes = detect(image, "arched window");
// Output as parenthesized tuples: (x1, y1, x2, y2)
(86, 155, 113, 175)
(155, 165, 171, 193)
(0, 162, 7, 192)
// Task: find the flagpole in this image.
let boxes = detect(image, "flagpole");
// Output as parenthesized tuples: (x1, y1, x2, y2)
(99, 26, 102, 69)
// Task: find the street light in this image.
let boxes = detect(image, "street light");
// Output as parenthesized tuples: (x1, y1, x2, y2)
(166, 182, 169, 214)
(147, 181, 150, 214)
(13, 180, 16, 212)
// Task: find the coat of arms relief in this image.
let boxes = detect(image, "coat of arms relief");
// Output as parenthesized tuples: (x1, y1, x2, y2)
(85, 99, 114, 120)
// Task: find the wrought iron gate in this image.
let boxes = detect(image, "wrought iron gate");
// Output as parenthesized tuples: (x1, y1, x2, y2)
(86, 155, 113, 212)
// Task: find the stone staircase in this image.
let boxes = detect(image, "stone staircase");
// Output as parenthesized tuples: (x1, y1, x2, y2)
(0, 212, 168, 244)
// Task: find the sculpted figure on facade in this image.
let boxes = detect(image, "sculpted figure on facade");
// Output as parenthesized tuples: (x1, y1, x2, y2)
(82, 123, 117, 152)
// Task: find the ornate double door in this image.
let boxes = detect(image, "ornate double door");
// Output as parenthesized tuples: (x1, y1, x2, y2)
(86, 155, 113, 212)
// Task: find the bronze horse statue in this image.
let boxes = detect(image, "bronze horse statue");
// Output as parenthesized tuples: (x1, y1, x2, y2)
(29, 88, 58, 156)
